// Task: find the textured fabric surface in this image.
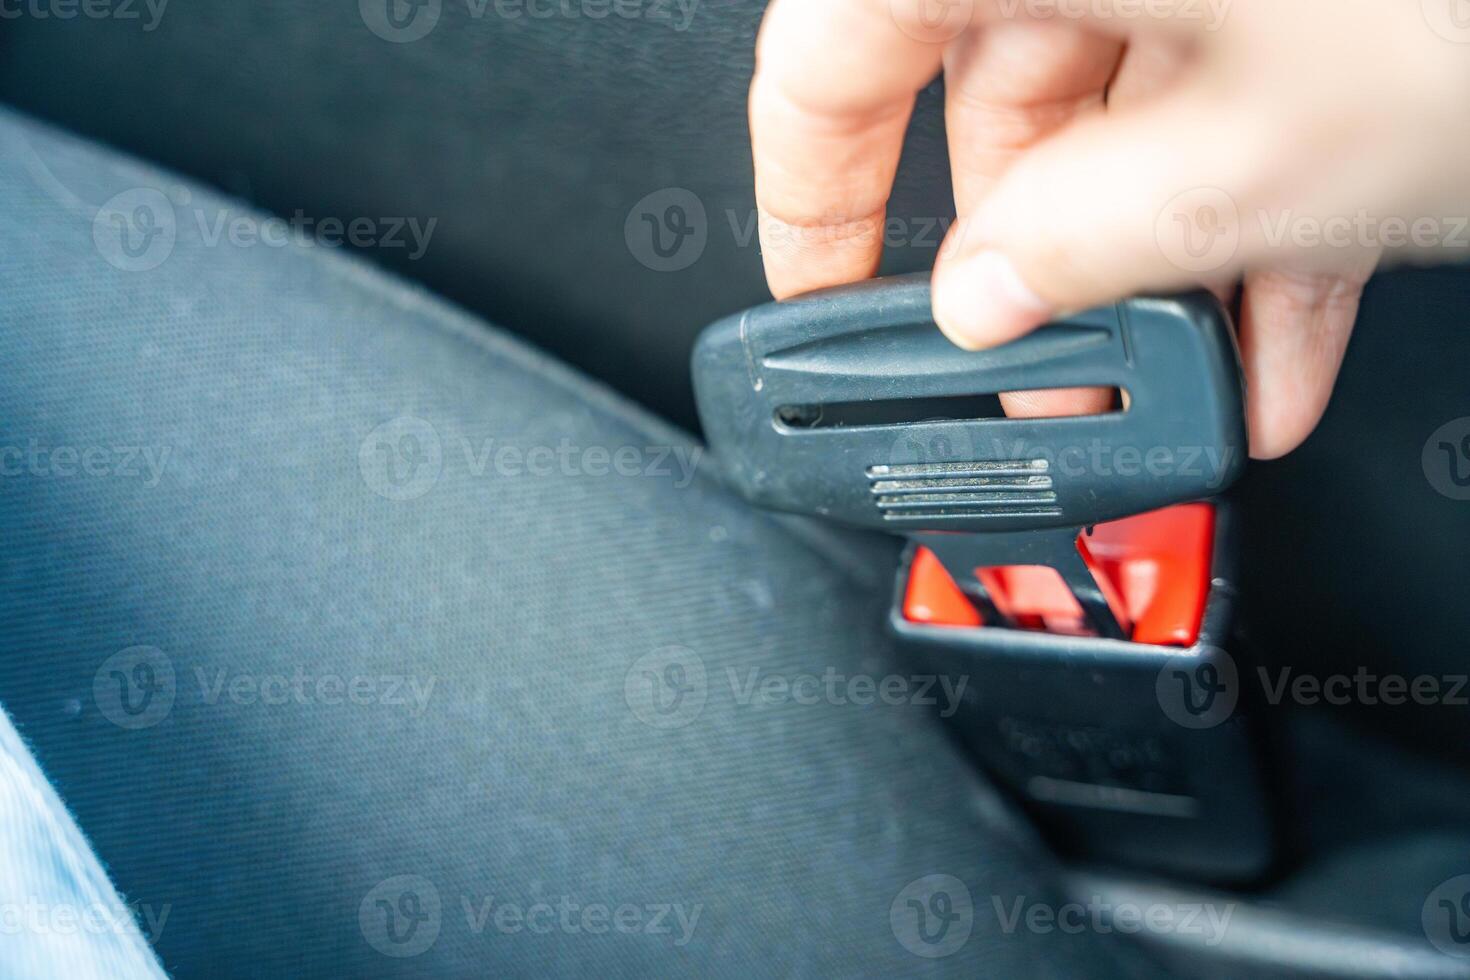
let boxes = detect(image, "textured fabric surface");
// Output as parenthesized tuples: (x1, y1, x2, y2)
(0, 108, 1162, 977)
(0, 705, 165, 978)
(0, 0, 955, 431)
(15, 5, 1470, 768)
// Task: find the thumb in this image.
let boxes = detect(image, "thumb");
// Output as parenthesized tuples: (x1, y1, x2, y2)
(932, 87, 1255, 349)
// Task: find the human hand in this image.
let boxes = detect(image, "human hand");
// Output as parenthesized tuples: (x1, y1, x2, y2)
(748, 0, 1470, 457)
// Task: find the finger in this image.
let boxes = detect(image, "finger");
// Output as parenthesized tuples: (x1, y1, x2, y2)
(1108, 37, 1243, 314)
(942, 22, 1121, 417)
(1109, 36, 1244, 314)
(1105, 33, 1193, 108)
(1237, 262, 1374, 459)
(999, 385, 1119, 418)
(931, 82, 1260, 349)
(750, 0, 948, 299)
(943, 21, 1120, 217)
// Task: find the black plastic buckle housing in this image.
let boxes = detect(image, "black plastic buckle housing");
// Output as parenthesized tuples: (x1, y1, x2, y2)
(893, 500, 1274, 882)
(693, 272, 1246, 536)
(691, 272, 1273, 880)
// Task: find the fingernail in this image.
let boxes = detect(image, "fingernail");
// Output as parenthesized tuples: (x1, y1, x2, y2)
(933, 251, 1051, 350)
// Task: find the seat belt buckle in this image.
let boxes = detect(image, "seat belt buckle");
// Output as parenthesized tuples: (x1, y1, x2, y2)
(692, 272, 1273, 881)
(894, 499, 1273, 882)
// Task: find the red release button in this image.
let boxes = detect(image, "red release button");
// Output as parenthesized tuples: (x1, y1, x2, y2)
(902, 502, 1215, 647)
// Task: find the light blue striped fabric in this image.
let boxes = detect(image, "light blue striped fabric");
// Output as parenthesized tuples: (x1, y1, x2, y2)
(0, 704, 164, 979)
